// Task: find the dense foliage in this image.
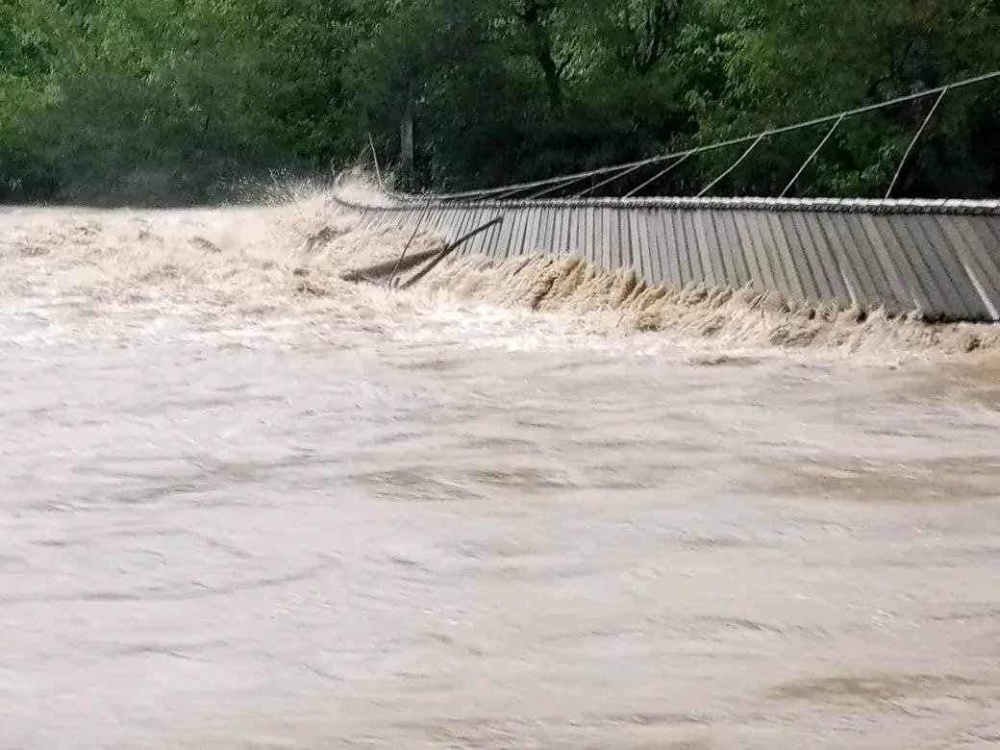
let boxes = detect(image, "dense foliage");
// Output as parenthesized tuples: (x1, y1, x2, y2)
(1, 0, 998, 204)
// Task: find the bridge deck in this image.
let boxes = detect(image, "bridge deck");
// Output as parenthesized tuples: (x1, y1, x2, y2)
(333, 193, 1000, 322)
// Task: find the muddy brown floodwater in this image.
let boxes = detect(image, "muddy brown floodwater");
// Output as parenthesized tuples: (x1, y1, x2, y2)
(1, 199, 999, 749)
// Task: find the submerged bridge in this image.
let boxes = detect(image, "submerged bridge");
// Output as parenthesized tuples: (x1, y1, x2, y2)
(335, 72, 1000, 322)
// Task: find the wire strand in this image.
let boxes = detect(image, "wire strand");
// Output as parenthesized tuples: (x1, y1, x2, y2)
(418, 69, 1000, 203)
(781, 115, 845, 198)
(624, 152, 693, 198)
(571, 162, 650, 199)
(697, 135, 766, 197)
(885, 87, 950, 199)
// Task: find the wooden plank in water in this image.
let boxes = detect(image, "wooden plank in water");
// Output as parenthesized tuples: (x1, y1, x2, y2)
(452, 209, 479, 256)
(648, 208, 667, 285)
(957, 216, 1000, 284)
(744, 211, 786, 295)
(451, 206, 470, 253)
(748, 210, 790, 295)
(977, 216, 1000, 265)
(669, 210, 690, 286)
(629, 208, 645, 277)
(692, 209, 723, 287)
(342, 191, 1000, 321)
(707, 210, 732, 287)
(614, 208, 628, 270)
(981, 216, 1000, 248)
(857, 215, 921, 314)
(964, 216, 1000, 318)
(444, 211, 457, 239)
(673, 210, 693, 283)
(564, 206, 576, 256)
(500, 207, 519, 260)
(571, 206, 584, 256)
(837, 214, 897, 307)
(929, 216, 993, 319)
(593, 205, 604, 268)
(644, 208, 662, 283)
(590, 208, 600, 261)
(514, 206, 532, 258)
(493, 208, 510, 261)
(805, 211, 854, 304)
(459, 207, 482, 255)
(645, 209, 667, 286)
(910, 215, 981, 320)
(549, 204, 562, 255)
(565, 205, 577, 254)
(495, 207, 514, 261)
(523, 205, 535, 255)
(717, 209, 750, 288)
(678, 211, 704, 284)
(531, 205, 545, 257)
(534, 207, 549, 255)
(872, 215, 943, 316)
(513, 208, 528, 259)
(426, 207, 444, 236)
(888, 215, 955, 319)
(582, 205, 595, 264)
(822, 213, 877, 307)
(762, 212, 809, 302)
(728, 211, 766, 292)
(900, 214, 976, 319)
(604, 208, 618, 269)
(784, 212, 838, 303)
(688, 210, 712, 285)
(708, 210, 735, 287)
(946, 216, 1000, 319)
(560, 205, 572, 255)
(656, 211, 678, 287)
(552, 206, 565, 255)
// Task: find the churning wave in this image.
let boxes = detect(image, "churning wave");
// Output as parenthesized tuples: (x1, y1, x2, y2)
(2, 184, 997, 356)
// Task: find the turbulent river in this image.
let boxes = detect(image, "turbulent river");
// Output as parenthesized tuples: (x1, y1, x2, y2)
(2, 194, 999, 749)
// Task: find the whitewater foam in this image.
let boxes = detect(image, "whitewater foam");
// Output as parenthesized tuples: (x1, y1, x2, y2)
(2, 188, 998, 359)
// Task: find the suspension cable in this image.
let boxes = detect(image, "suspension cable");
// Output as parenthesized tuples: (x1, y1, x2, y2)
(386, 198, 433, 287)
(885, 87, 950, 199)
(572, 162, 650, 199)
(367, 132, 384, 190)
(419, 68, 1000, 203)
(624, 152, 693, 198)
(781, 115, 846, 198)
(697, 135, 766, 197)
(528, 173, 600, 200)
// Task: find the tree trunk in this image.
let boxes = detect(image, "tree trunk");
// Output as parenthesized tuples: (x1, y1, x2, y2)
(400, 99, 415, 189)
(535, 39, 564, 110)
(520, 0, 564, 111)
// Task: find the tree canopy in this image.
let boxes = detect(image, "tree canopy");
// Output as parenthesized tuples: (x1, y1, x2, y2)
(1, 0, 998, 204)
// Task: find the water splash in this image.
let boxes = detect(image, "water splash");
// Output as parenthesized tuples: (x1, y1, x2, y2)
(2, 187, 997, 359)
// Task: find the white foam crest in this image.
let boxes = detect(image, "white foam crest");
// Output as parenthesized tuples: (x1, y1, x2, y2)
(2, 187, 998, 360)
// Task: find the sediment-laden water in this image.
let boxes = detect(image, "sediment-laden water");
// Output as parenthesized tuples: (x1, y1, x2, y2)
(1, 194, 999, 749)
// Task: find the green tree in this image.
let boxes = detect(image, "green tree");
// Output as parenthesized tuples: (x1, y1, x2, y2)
(1, 0, 998, 203)
(695, 0, 1000, 197)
